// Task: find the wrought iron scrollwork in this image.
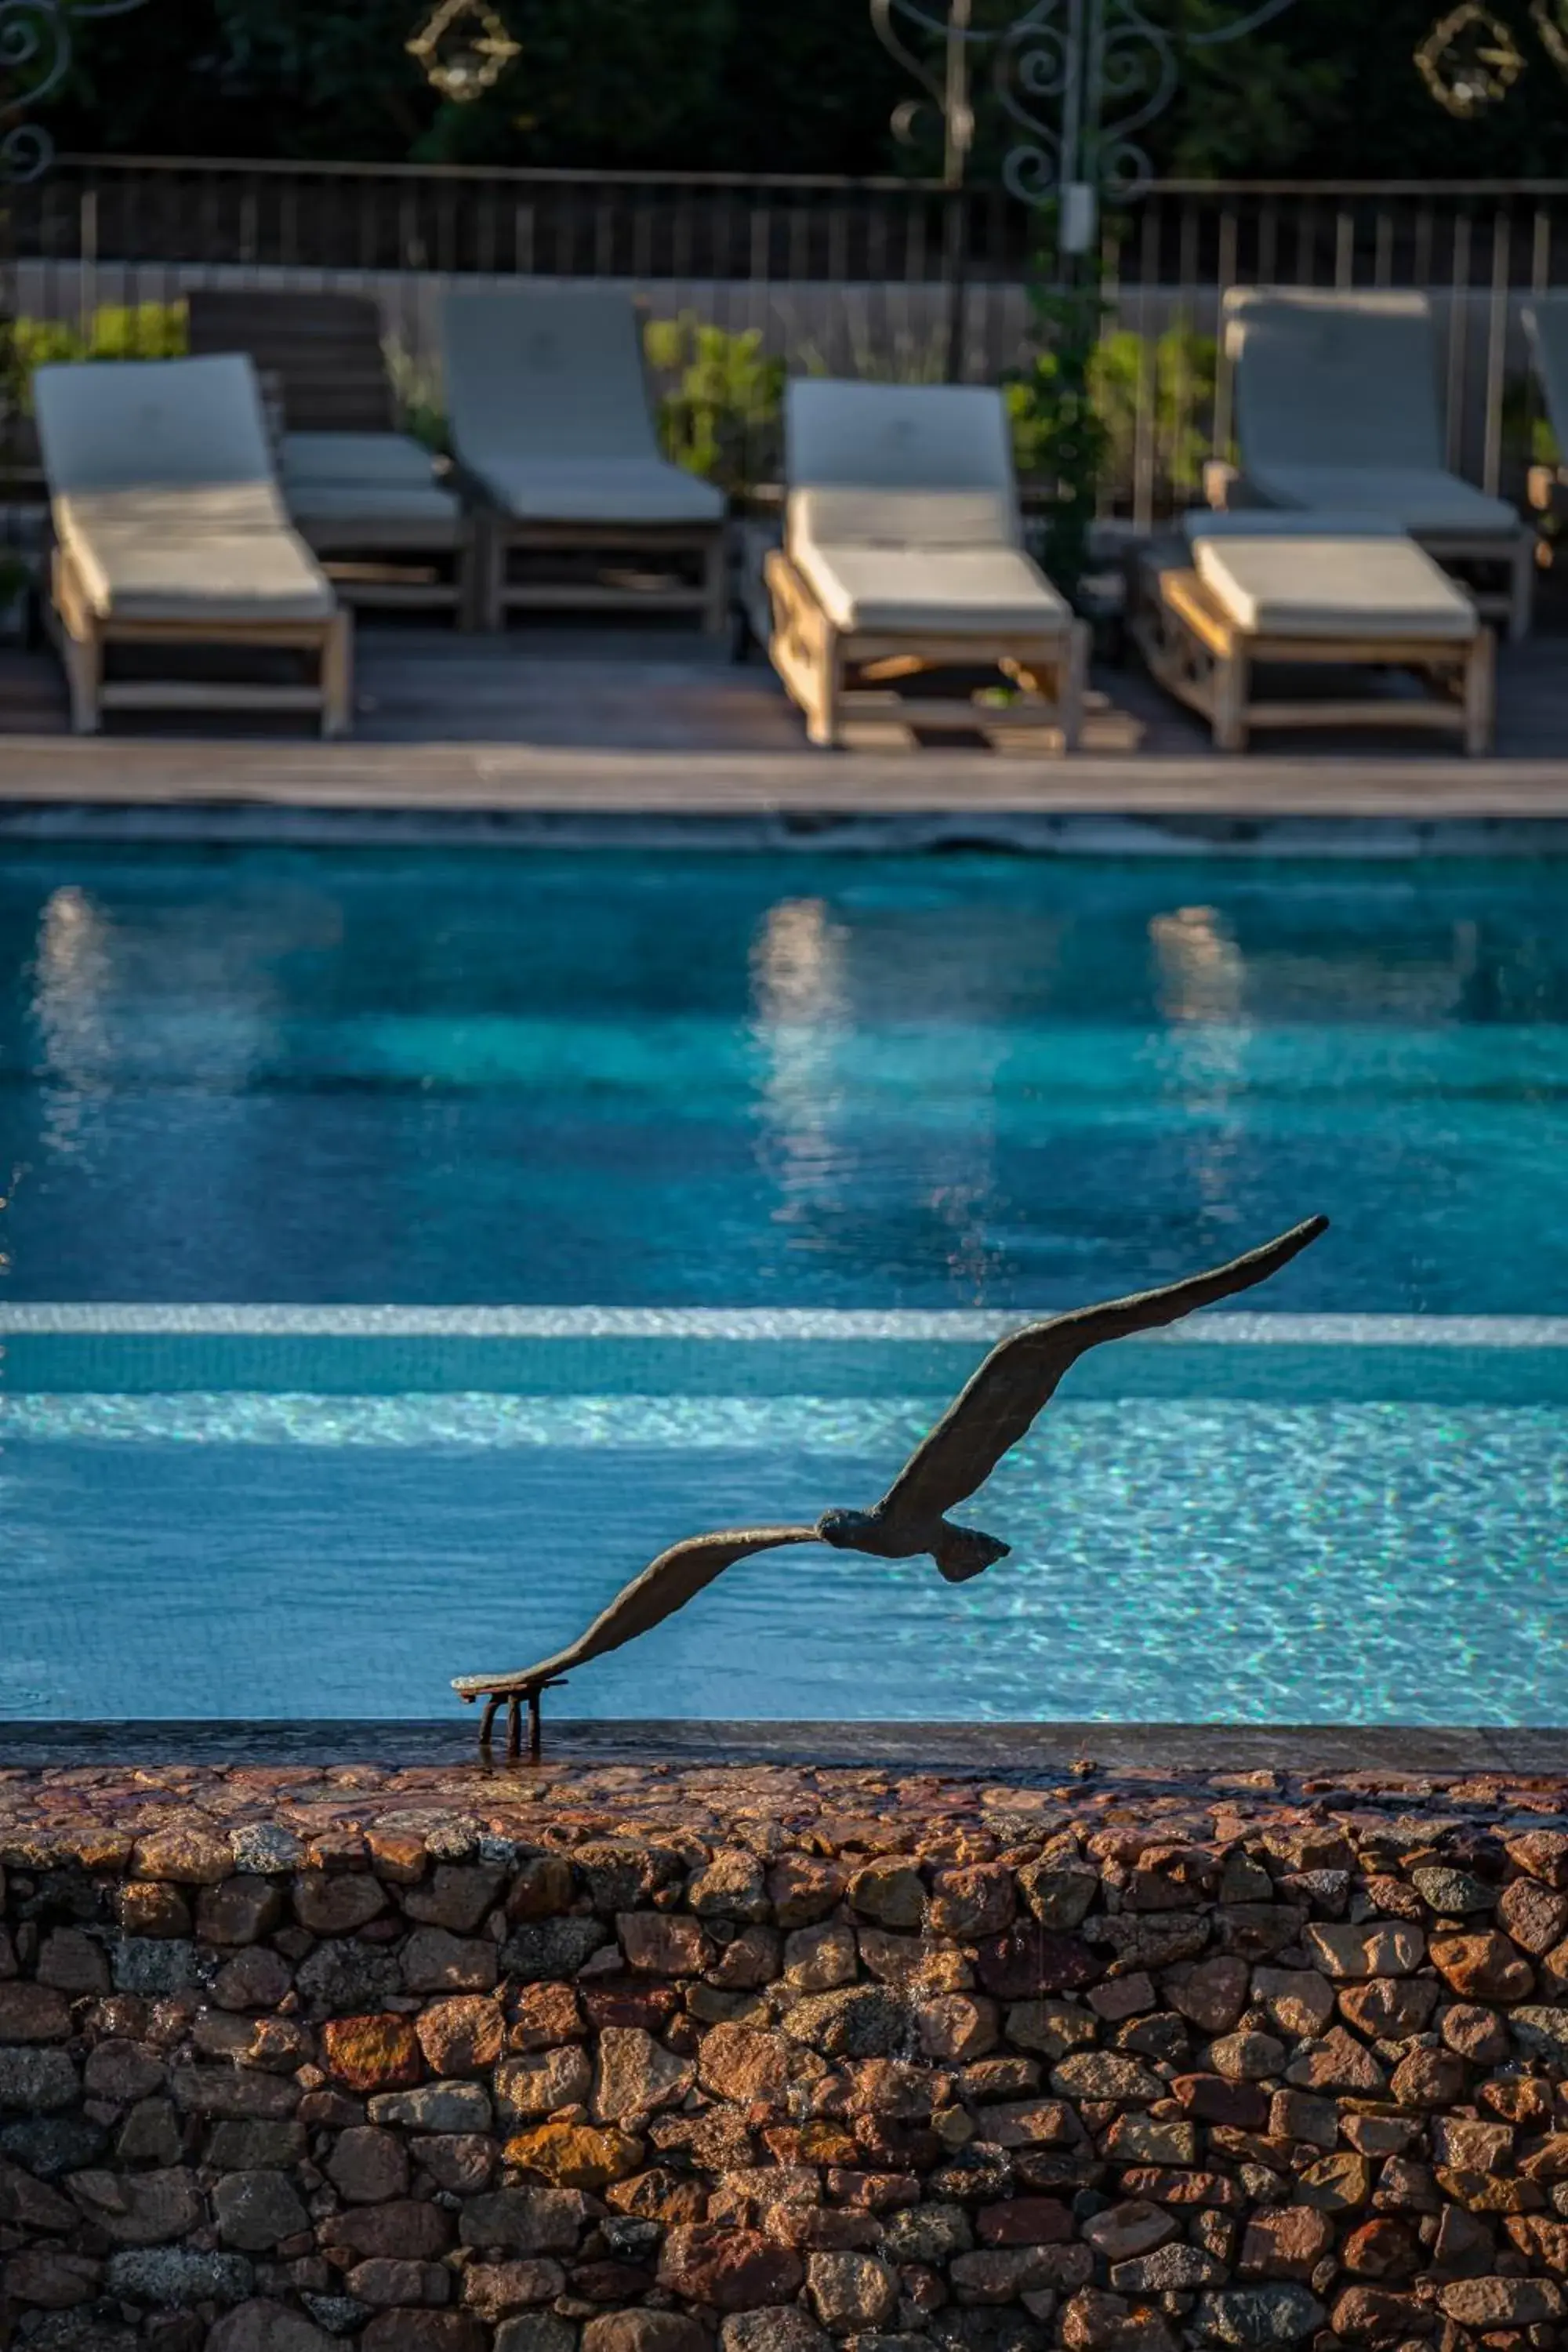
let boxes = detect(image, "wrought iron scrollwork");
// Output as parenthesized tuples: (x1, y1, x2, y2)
(1, 0, 152, 182)
(873, 0, 1305, 235)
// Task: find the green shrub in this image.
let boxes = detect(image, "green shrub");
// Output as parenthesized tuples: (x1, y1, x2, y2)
(1087, 318, 1218, 510)
(645, 311, 785, 495)
(13, 300, 190, 404)
(1006, 272, 1113, 599)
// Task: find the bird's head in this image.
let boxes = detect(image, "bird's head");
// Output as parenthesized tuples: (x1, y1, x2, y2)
(816, 1507, 876, 1551)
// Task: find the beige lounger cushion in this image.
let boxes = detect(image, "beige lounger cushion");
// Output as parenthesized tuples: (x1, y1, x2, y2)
(1191, 531, 1478, 640)
(783, 389, 1068, 633)
(34, 355, 335, 624)
(794, 542, 1068, 634)
(792, 490, 1065, 633)
(60, 506, 335, 624)
(442, 288, 724, 526)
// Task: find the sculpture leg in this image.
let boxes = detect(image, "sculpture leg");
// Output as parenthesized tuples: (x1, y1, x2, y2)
(477, 1693, 503, 1755)
(528, 1688, 544, 1763)
(506, 1693, 523, 1762)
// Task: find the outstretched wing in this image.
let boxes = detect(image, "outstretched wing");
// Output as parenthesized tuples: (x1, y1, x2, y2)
(876, 1214, 1328, 1536)
(452, 1524, 820, 1698)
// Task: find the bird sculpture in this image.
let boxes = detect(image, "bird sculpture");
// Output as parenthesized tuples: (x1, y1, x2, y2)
(454, 1212, 1327, 1756)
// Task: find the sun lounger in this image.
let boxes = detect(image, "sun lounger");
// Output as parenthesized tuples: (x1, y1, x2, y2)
(442, 286, 728, 633)
(1133, 510, 1493, 753)
(1216, 289, 1533, 641)
(33, 353, 351, 736)
(764, 379, 1086, 749)
(1523, 297, 1568, 525)
(187, 288, 473, 620)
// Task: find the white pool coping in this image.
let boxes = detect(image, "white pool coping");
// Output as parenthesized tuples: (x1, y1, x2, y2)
(2, 1305, 1566, 1345)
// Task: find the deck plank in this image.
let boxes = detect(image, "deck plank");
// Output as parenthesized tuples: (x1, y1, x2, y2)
(6, 619, 1568, 818)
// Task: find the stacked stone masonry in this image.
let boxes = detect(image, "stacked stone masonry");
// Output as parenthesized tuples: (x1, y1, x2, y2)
(3, 1759, 1568, 2352)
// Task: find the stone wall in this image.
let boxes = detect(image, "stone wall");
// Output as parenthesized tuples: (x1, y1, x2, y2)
(2, 1761, 1568, 2352)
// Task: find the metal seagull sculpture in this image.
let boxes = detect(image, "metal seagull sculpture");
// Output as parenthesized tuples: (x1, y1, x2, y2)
(454, 1213, 1327, 1755)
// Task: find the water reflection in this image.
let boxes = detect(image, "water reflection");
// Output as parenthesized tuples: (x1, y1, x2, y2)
(1148, 905, 1252, 1225)
(32, 887, 113, 1162)
(750, 897, 851, 1235)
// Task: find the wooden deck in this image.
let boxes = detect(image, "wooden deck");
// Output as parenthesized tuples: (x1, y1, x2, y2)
(6, 608, 1568, 818)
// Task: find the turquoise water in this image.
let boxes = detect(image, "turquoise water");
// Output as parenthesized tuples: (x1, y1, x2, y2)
(0, 844, 1565, 1723)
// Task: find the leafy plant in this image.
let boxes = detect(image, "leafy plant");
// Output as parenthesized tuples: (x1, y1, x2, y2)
(12, 300, 189, 397)
(383, 336, 451, 456)
(644, 311, 785, 495)
(1089, 317, 1218, 513)
(1006, 266, 1113, 600)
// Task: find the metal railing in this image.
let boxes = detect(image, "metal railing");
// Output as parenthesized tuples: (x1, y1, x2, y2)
(7, 157, 1568, 529)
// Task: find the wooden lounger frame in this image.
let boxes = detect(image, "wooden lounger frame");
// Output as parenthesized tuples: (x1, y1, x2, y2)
(51, 543, 354, 738)
(764, 547, 1087, 750)
(1132, 560, 1494, 756)
(471, 512, 728, 635)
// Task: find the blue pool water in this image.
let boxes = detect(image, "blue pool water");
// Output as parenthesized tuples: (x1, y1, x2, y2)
(0, 843, 1565, 1722)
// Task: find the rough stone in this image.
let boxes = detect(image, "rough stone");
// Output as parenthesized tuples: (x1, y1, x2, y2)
(659, 2223, 805, 2311)
(293, 1875, 386, 1936)
(416, 1995, 506, 2077)
(1236, 2207, 1335, 2280)
(402, 1928, 498, 1994)
(1014, 1865, 1098, 1930)
(1194, 2285, 1324, 2347)
(0, 1983, 72, 2041)
(782, 1986, 907, 2059)
(457, 2188, 589, 2254)
(580, 2318, 706, 2352)
(1301, 1924, 1423, 1980)
(1429, 1929, 1534, 2001)
(460, 2261, 565, 2319)
(805, 2251, 899, 2332)
(1436, 2277, 1565, 2326)
(328, 2128, 409, 2204)
(496, 2047, 593, 2122)
(68, 2166, 202, 2245)
(784, 1926, 858, 1991)
(592, 2027, 695, 2122)
(367, 2080, 493, 2133)
(1081, 2204, 1178, 2262)
(1240, 1969, 1328, 2043)
(212, 2170, 311, 2252)
(720, 2307, 833, 2352)
(106, 2248, 253, 2306)
(321, 2016, 423, 2093)
(698, 2022, 797, 2103)
(504, 2122, 642, 2188)
(493, 2321, 576, 2352)
(502, 1918, 610, 1981)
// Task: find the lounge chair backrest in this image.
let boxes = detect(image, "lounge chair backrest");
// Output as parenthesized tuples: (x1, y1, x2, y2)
(443, 287, 662, 467)
(1524, 298, 1568, 448)
(33, 353, 280, 497)
(785, 380, 1022, 550)
(1225, 289, 1447, 474)
(187, 289, 396, 434)
(786, 379, 1018, 493)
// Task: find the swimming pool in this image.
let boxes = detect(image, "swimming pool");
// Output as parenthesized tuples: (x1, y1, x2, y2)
(1, 843, 1565, 1722)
